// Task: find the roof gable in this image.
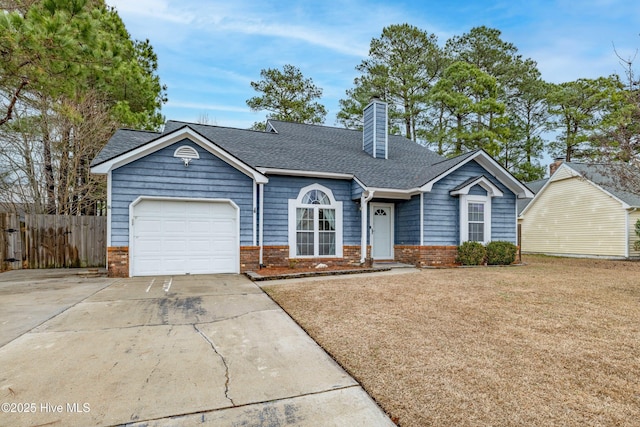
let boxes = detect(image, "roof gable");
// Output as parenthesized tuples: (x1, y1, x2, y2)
(520, 162, 640, 217)
(420, 150, 534, 199)
(450, 175, 504, 197)
(90, 126, 268, 184)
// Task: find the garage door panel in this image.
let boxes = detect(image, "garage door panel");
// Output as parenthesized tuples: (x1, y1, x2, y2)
(132, 199, 239, 276)
(188, 220, 215, 233)
(163, 237, 188, 252)
(135, 218, 162, 233)
(135, 237, 162, 254)
(164, 219, 188, 234)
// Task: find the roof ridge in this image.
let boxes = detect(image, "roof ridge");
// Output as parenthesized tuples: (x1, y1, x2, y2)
(430, 149, 479, 166)
(118, 128, 161, 134)
(165, 120, 270, 135)
(267, 119, 413, 138)
(266, 119, 361, 133)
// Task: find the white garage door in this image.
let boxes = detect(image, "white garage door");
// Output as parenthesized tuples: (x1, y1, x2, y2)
(131, 199, 239, 276)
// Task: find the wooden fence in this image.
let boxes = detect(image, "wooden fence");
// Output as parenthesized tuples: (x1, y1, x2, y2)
(1, 213, 106, 271)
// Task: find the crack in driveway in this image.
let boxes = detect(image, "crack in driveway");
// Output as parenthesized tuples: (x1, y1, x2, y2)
(193, 324, 235, 406)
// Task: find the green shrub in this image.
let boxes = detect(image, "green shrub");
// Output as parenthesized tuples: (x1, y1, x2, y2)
(456, 241, 486, 265)
(486, 241, 517, 265)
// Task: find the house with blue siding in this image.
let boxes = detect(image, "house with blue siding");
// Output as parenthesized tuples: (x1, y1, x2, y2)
(91, 99, 534, 277)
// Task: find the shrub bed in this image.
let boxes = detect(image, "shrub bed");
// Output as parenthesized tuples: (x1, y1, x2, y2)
(486, 241, 517, 265)
(456, 241, 486, 265)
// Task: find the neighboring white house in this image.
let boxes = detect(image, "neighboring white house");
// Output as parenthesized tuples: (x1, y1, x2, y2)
(519, 161, 640, 259)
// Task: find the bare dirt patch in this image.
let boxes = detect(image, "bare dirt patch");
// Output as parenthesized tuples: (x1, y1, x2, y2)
(263, 256, 640, 426)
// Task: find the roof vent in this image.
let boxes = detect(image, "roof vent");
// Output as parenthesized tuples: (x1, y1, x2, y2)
(174, 145, 199, 167)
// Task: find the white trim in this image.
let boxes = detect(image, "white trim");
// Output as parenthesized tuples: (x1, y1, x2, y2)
(106, 170, 112, 247)
(173, 145, 199, 159)
(459, 195, 491, 245)
(256, 167, 353, 180)
(515, 198, 519, 247)
(288, 184, 343, 259)
(91, 126, 269, 184)
(450, 176, 504, 197)
(353, 176, 367, 193)
(370, 202, 395, 260)
(364, 186, 421, 200)
(420, 192, 424, 246)
(421, 150, 534, 199)
(360, 190, 374, 263)
(252, 181, 257, 246)
(259, 183, 264, 265)
(128, 196, 240, 276)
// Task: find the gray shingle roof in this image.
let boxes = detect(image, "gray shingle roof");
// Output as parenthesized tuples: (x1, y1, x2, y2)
(91, 129, 160, 166)
(517, 178, 549, 214)
(566, 163, 640, 207)
(92, 119, 487, 190)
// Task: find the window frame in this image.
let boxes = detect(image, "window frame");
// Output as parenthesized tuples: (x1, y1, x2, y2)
(459, 194, 492, 245)
(288, 184, 343, 258)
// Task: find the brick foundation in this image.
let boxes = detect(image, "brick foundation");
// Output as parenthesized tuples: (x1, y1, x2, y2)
(107, 246, 129, 278)
(395, 245, 521, 266)
(261, 245, 371, 269)
(394, 245, 459, 267)
(107, 243, 519, 276)
(240, 246, 260, 272)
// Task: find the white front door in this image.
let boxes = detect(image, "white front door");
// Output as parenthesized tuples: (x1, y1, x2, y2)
(370, 203, 393, 259)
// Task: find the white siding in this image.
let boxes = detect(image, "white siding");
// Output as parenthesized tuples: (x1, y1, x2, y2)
(521, 177, 627, 257)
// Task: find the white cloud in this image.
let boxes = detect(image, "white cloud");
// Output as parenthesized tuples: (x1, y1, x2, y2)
(166, 100, 249, 113)
(107, 0, 195, 24)
(211, 19, 369, 57)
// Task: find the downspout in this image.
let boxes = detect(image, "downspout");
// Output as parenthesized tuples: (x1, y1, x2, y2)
(627, 207, 638, 258)
(252, 181, 257, 246)
(106, 170, 112, 247)
(420, 192, 424, 246)
(106, 170, 112, 267)
(259, 183, 265, 267)
(360, 190, 374, 263)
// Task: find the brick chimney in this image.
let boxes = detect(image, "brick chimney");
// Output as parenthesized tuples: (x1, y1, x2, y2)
(363, 98, 388, 159)
(549, 158, 564, 176)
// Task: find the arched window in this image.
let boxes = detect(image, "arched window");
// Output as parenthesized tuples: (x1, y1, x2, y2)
(288, 184, 343, 258)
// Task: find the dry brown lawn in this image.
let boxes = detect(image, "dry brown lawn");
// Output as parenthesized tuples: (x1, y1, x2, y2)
(262, 255, 640, 426)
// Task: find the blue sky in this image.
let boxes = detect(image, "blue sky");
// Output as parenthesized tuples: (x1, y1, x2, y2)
(105, 0, 640, 130)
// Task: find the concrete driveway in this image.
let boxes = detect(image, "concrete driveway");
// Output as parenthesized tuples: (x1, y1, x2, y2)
(0, 270, 393, 426)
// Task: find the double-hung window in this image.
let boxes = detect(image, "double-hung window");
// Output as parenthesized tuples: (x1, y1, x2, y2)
(467, 201, 485, 242)
(460, 195, 491, 245)
(451, 177, 503, 245)
(288, 185, 343, 258)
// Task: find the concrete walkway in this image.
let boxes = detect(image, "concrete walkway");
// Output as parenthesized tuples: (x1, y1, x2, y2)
(0, 270, 393, 426)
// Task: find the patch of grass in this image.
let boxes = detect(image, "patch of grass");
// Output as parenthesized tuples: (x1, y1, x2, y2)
(263, 255, 640, 426)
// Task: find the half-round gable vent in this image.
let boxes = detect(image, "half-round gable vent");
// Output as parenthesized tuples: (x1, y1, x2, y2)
(174, 146, 200, 159)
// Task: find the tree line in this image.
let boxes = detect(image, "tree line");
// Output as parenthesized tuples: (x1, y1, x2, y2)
(0, 0, 165, 215)
(248, 24, 640, 183)
(2, 6, 638, 216)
